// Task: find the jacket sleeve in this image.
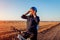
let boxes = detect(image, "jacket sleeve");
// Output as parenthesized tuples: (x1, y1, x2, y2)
(34, 16, 40, 24)
(21, 15, 28, 19)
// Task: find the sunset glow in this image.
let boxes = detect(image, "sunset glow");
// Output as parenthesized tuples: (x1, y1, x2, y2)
(0, 0, 60, 21)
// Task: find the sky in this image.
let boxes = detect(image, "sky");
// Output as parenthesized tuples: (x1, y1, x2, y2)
(0, 0, 60, 21)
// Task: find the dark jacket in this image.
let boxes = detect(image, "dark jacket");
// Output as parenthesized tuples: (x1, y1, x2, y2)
(21, 15, 40, 33)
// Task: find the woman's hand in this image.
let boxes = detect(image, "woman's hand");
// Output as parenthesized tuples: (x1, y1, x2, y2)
(24, 11, 30, 15)
(33, 14, 36, 18)
(33, 11, 36, 18)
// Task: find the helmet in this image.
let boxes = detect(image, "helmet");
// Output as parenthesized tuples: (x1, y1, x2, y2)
(31, 7, 37, 12)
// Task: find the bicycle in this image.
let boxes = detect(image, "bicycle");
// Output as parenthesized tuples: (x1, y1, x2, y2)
(11, 26, 33, 40)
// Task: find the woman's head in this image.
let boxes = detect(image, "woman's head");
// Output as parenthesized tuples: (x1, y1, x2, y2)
(29, 7, 37, 16)
(31, 7, 37, 12)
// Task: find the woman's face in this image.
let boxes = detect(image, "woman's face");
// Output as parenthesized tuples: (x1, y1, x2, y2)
(29, 9, 35, 15)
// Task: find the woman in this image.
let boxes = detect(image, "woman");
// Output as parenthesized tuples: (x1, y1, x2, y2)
(21, 7, 40, 40)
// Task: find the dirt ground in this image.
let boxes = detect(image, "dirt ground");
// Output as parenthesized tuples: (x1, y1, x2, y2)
(0, 21, 60, 40)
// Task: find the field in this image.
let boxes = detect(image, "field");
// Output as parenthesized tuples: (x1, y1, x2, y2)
(0, 21, 60, 40)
